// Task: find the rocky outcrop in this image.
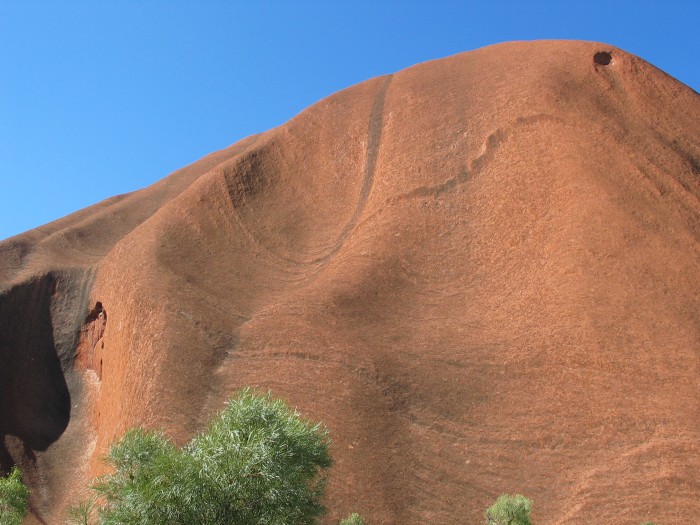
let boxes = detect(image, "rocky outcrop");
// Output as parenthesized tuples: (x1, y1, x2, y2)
(1, 41, 698, 524)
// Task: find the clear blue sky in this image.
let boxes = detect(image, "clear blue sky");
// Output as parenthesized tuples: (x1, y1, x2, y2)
(1, 1, 698, 241)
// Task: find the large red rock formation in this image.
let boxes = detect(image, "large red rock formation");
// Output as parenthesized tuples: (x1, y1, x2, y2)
(1, 41, 698, 524)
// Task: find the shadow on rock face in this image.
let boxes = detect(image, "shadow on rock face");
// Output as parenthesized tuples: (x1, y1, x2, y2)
(0, 274, 70, 472)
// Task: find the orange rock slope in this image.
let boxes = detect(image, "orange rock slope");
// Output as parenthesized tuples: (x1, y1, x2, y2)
(1, 41, 698, 524)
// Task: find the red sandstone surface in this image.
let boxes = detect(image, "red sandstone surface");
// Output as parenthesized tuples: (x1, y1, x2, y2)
(1, 41, 698, 524)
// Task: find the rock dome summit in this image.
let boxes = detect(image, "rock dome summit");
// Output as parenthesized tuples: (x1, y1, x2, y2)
(1, 40, 698, 524)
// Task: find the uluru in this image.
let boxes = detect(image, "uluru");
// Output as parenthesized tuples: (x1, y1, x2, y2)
(0, 40, 698, 524)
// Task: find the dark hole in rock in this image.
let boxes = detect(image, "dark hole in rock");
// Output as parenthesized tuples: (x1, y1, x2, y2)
(85, 302, 106, 323)
(594, 51, 612, 66)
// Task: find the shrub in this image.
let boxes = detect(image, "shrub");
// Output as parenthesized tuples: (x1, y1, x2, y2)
(74, 388, 333, 524)
(65, 495, 98, 525)
(485, 493, 533, 525)
(0, 467, 29, 525)
(339, 512, 366, 525)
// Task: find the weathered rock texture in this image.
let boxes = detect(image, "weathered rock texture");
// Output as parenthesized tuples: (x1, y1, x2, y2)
(1, 41, 698, 524)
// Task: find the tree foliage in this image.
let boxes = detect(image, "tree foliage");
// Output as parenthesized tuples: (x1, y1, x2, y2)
(485, 494, 533, 525)
(73, 389, 332, 525)
(0, 467, 29, 525)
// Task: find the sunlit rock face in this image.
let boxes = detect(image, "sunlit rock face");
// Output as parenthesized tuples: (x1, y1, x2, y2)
(1, 41, 698, 525)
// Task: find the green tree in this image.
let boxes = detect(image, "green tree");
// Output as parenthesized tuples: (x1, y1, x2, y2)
(73, 388, 333, 525)
(485, 494, 533, 525)
(0, 467, 29, 525)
